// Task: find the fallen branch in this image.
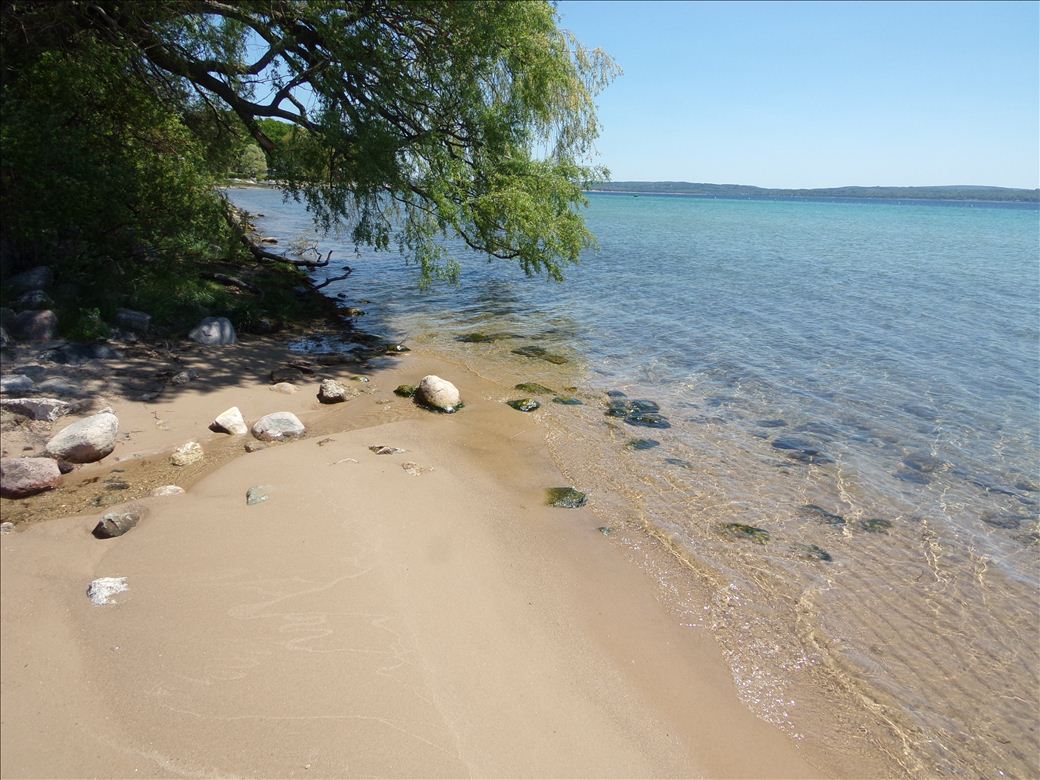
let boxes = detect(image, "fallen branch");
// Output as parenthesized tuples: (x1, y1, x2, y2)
(312, 265, 353, 290)
(202, 272, 262, 295)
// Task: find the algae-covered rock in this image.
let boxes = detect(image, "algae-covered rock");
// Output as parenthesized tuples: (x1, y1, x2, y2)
(552, 396, 583, 406)
(800, 504, 846, 526)
(858, 518, 892, 533)
(515, 382, 555, 395)
(456, 332, 497, 343)
(604, 396, 671, 429)
(720, 523, 770, 544)
(507, 398, 540, 412)
(625, 438, 659, 451)
(394, 384, 416, 397)
(798, 544, 833, 562)
(512, 345, 568, 364)
(547, 487, 587, 508)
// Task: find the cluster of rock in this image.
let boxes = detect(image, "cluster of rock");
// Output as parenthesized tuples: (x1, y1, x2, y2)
(1, 410, 121, 498)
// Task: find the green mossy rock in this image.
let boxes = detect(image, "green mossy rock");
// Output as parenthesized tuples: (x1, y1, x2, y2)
(720, 523, 771, 544)
(515, 382, 555, 395)
(552, 396, 583, 405)
(507, 398, 540, 412)
(394, 384, 416, 397)
(799, 544, 833, 562)
(547, 487, 588, 508)
(800, 504, 846, 526)
(512, 345, 568, 364)
(625, 438, 660, 451)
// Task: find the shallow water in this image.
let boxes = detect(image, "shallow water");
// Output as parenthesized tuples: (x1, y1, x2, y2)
(230, 187, 1040, 776)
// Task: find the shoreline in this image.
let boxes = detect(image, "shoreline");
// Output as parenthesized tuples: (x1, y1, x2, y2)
(0, 322, 874, 776)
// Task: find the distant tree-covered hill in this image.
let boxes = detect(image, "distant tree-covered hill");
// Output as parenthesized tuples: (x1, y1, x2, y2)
(588, 181, 1039, 203)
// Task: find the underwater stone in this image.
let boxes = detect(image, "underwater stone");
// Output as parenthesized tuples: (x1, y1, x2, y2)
(720, 523, 771, 544)
(799, 544, 833, 562)
(756, 419, 788, 428)
(800, 504, 846, 526)
(547, 487, 588, 509)
(895, 468, 931, 485)
(507, 398, 540, 412)
(515, 382, 555, 395)
(981, 513, 1029, 530)
(511, 345, 568, 364)
(552, 396, 583, 405)
(625, 438, 660, 451)
(858, 518, 892, 533)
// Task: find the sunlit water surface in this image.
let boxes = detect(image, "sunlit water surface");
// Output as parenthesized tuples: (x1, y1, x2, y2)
(230, 188, 1040, 777)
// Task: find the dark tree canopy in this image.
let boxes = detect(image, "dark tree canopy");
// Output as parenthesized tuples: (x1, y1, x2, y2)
(2, 0, 618, 282)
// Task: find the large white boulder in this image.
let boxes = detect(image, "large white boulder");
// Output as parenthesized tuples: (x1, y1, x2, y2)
(45, 412, 119, 463)
(416, 375, 461, 412)
(188, 316, 236, 346)
(212, 406, 248, 435)
(252, 411, 306, 441)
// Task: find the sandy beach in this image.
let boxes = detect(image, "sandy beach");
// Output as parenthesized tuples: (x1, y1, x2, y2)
(0, 331, 863, 779)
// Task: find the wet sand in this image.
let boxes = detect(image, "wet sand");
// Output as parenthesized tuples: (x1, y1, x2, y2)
(2, 339, 843, 777)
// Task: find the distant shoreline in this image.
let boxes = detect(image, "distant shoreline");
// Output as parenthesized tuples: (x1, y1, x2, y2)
(586, 182, 1039, 204)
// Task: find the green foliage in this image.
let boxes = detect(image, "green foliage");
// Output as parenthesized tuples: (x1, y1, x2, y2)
(234, 144, 268, 180)
(2, 0, 617, 290)
(66, 308, 111, 342)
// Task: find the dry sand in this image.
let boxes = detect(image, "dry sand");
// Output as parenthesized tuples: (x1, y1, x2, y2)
(2, 340, 829, 778)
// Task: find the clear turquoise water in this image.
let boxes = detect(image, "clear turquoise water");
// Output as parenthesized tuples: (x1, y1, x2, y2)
(231, 188, 1040, 776)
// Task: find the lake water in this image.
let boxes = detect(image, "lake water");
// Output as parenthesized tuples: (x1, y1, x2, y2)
(229, 188, 1040, 777)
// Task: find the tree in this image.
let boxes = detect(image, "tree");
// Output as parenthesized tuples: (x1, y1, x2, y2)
(2, 0, 618, 283)
(235, 144, 268, 180)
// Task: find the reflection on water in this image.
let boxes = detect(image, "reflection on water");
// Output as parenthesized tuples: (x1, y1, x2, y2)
(229, 188, 1040, 777)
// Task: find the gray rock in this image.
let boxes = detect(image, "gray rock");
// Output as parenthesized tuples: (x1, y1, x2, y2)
(246, 485, 271, 505)
(45, 412, 119, 463)
(8, 310, 58, 341)
(170, 441, 204, 466)
(0, 457, 62, 497)
(0, 397, 72, 421)
(0, 522, 14, 534)
(252, 411, 305, 441)
(188, 316, 236, 346)
(270, 382, 298, 394)
(369, 445, 405, 455)
(415, 375, 461, 412)
(212, 406, 247, 435)
(92, 510, 141, 539)
(115, 308, 151, 332)
(13, 289, 54, 310)
(7, 266, 54, 295)
(150, 484, 185, 497)
(40, 343, 121, 365)
(317, 378, 350, 404)
(86, 577, 128, 606)
(0, 326, 8, 348)
(170, 368, 198, 385)
(35, 377, 83, 398)
(0, 375, 34, 395)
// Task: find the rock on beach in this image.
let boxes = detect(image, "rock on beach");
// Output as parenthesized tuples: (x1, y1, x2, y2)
(317, 378, 350, 403)
(170, 441, 204, 466)
(252, 412, 306, 441)
(188, 316, 236, 346)
(415, 375, 461, 412)
(0, 397, 72, 421)
(212, 406, 248, 435)
(45, 412, 119, 463)
(0, 457, 62, 498)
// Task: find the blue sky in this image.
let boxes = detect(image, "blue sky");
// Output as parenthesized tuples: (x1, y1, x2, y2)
(556, 0, 1039, 188)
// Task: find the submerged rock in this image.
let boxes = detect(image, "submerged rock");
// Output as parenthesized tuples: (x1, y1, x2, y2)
(902, 453, 944, 473)
(858, 518, 892, 533)
(170, 441, 204, 466)
(800, 504, 846, 526)
(507, 398, 540, 412)
(665, 457, 695, 469)
(415, 375, 461, 413)
(252, 412, 306, 441)
(798, 544, 833, 562)
(92, 510, 141, 539)
(981, 513, 1030, 530)
(895, 468, 931, 485)
(547, 486, 588, 508)
(515, 382, 555, 395)
(756, 418, 788, 428)
(552, 396, 583, 406)
(394, 384, 416, 398)
(625, 438, 660, 451)
(772, 436, 834, 465)
(212, 406, 248, 435)
(46, 412, 119, 463)
(0, 457, 62, 498)
(604, 396, 671, 429)
(511, 345, 568, 364)
(720, 523, 771, 544)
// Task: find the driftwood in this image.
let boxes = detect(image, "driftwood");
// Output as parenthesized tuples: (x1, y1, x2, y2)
(312, 265, 353, 290)
(222, 197, 332, 268)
